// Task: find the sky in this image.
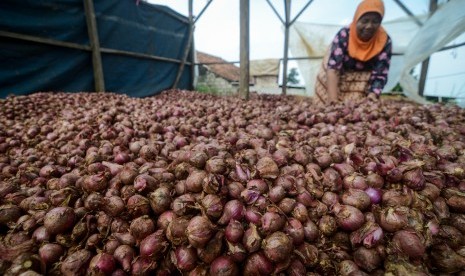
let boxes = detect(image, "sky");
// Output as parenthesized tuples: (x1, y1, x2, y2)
(148, 0, 464, 98)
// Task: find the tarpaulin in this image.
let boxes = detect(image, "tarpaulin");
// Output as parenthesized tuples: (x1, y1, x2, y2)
(0, 0, 192, 98)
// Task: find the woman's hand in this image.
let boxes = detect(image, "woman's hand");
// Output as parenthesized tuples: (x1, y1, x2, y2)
(367, 92, 379, 102)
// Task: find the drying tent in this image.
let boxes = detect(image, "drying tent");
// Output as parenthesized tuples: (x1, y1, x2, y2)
(288, 0, 465, 104)
(0, 0, 193, 98)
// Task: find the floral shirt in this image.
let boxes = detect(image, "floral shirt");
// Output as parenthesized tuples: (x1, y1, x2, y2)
(327, 26, 392, 95)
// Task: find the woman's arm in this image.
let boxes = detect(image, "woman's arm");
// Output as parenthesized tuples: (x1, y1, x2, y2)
(326, 27, 349, 103)
(327, 69, 340, 103)
(368, 37, 392, 96)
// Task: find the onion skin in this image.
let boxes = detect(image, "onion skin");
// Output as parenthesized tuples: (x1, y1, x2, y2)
(333, 204, 365, 232)
(44, 207, 75, 235)
(243, 251, 274, 276)
(391, 230, 425, 260)
(218, 200, 245, 225)
(174, 245, 198, 272)
(39, 243, 64, 266)
(261, 231, 292, 263)
(88, 252, 116, 275)
(60, 249, 92, 276)
(139, 230, 169, 258)
(186, 215, 216, 248)
(209, 256, 239, 276)
(114, 245, 135, 272)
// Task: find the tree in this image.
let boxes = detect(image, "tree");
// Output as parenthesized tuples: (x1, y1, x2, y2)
(287, 68, 300, 85)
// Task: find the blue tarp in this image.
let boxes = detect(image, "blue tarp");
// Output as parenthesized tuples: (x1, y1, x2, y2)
(0, 0, 192, 98)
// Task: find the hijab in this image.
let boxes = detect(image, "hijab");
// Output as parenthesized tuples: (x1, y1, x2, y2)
(348, 0, 388, 61)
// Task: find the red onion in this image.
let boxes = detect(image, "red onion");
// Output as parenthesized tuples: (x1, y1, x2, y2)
(243, 252, 274, 276)
(44, 206, 75, 235)
(218, 200, 245, 225)
(256, 157, 279, 179)
(392, 229, 425, 259)
(131, 257, 157, 275)
(225, 220, 244, 243)
(167, 216, 190, 245)
(353, 247, 381, 272)
(114, 245, 135, 272)
(129, 215, 155, 242)
(246, 179, 268, 194)
(332, 203, 365, 231)
(157, 210, 177, 231)
(187, 215, 216, 248)
(262, 231, 292, 263)
(209, 256, 239, 276)
(403, 168, 425, 190)
(186, 170, 207, 193)
(243, 223, 262, 253)
(269, 185, 286, 203)
(319, 215, 337, 236)
(88, 253, 116, 275)
(39, 243, 64, 266)
(261, 211, 286, 234)
(197, 231, 224, 264)
(201, 194, 224, 220)
(284, 218, 304, 245)
(60, 249, 92, 276)
(366, 173, 384, 188)
(378, 206, 409, 232)
(365, 187, 382, 204)
(149, 187, 172, 214)
(140, 230, 169, 258)
(350, 221, 384, 248)
(294, 242, 319, 267)
(244, 206, 262, 225)
(173, 245, 198, 272)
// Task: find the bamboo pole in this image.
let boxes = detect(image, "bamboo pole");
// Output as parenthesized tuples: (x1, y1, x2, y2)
(239, 0, 250, 100)
(173, 0, 194, 89)
(83, 0, 105, 92)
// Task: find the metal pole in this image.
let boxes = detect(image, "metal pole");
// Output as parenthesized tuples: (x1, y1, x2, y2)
(83, 0, 105, 92)
(240, 0, 250, 100)
(419, 0, 438, 96)
(281, 0, 291, 95)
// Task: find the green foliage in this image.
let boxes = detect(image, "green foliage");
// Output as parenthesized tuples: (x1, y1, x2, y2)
(287, 68, 300, 85)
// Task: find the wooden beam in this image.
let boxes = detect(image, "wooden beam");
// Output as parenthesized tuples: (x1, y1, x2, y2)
(0, 30, 91, 51)
(418, 0, 438, 96)
(240, 0, 250, 100)
(265, 0, 285, 25)
(0, 30, 188, 64)
(281, 0, 291, 95)
(101, 48, 189, 64)
(83, 0, 105, 92)
(173, 0, 194, 89)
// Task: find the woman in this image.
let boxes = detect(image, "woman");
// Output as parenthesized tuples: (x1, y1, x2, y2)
(314, 0, 392, 105)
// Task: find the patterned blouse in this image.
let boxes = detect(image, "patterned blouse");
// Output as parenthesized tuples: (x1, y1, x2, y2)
(327, 26, 392, 95)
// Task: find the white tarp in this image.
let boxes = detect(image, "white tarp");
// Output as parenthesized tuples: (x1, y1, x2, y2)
(289, 0, 465, 103)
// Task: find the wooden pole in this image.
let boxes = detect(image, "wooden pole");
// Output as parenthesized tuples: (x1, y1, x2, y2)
(240, 0, 250, 100)
(173, 0, 194, 89)
(83, 0, 105, 92)
(418, 0, 438, 96)
(281, 0, 291, 95)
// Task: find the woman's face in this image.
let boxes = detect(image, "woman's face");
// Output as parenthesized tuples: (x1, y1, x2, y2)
(356, 12, 382, 41)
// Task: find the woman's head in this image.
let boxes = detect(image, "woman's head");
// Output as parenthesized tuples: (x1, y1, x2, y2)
(353, 0, 385, 41)
(348, 0, 388, 61)
(356, 12, 382, 41)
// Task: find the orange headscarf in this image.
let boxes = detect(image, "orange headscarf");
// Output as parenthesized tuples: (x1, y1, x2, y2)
(348, 0, 388, 61)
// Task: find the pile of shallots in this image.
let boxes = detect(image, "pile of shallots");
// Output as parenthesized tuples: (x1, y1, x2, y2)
(0, 90, 465, 276)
